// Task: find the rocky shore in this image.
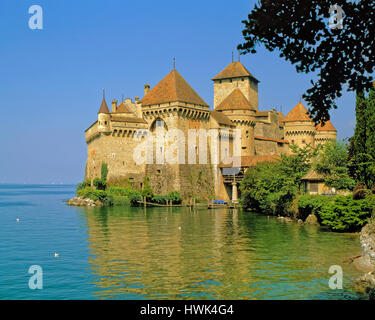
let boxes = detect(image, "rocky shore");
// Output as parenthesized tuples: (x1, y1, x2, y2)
(66, 197, 102, 207)
(353, 221, 375, 299)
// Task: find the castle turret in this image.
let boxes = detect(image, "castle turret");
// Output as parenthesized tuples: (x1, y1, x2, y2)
(212, 61, 259, 110)
(215, 88, 256, 157)
(97, 92, 111, 133)
(315, 120, 337, 145)
(283, 101, 315, 148)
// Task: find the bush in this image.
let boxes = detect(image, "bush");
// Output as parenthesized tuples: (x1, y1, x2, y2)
(128, 190, 142, 206)
(353, 188, 369, 200)
(317, 195, 375, 232)
(77, 180, 90, 192)
(151, 194, 168, 205)
(167, 191, 182, 204)
(112, 196, 130, 206)
(77, 187, 113, 206)
(108, 186, 135, 197)
(93, 178, 106, 191)
(297, 194, 330, 220)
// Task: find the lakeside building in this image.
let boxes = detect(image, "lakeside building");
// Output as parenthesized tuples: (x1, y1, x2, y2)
(84, 60, 337, 202)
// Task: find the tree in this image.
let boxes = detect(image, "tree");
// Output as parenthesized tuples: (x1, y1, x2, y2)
(240, 144, 316, 215)
(315, 140, 355, 190)
(238, 1, 375, 122)
(101, 162, 109, 182)
(348, 90, 375, 188)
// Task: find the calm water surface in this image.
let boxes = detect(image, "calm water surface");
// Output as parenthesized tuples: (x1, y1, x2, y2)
(0, 185, 364, 299)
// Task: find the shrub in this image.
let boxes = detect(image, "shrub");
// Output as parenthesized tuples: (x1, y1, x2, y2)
(77, 180, 90, 192)
(151, 195, 168, 205)
(93, 178, 106, 191)
(77, 187, 113, 206)
(318, 195, 375, 232)
(128, 190, 142, 206)
(112, 196, 130, 206)
(101, 163, 108, 182)
(108, 186, 135, 197)
(297, 194, 331, 220)
(167, 191, 182, 204)
(353, 188, 369, 200)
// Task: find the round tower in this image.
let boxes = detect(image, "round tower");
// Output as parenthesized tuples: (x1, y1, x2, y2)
(97, 92, 111, 133)
(315, 120, 337, 145)
(283, 101, 316, 148)
(215, 88, 256, 156)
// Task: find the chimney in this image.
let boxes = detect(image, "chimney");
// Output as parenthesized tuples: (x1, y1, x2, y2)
(111, 99, 118, 113)
(144, 84, 150, 97)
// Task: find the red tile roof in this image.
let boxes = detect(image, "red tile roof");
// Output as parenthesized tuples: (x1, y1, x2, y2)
(210, 110, 234, 126)
(212, 61, 259, 82)
(254, 136, 289, 144)
(283, 102, 312, 122)
(215, 89, 255, 111)
(316, 120, 336, 132)
(98, 97, 110, 114)
(116, 102, 132, 113)
(219, 155, 280, 168)
(141, 69, 208, 107)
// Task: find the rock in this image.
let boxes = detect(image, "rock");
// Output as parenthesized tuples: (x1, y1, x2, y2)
(354, 271, 375, 299)
(353, 255, 375, 273)
(95, 200, 102, 207)
(305, 214, 319, 225)
(297, 219, 304, 224)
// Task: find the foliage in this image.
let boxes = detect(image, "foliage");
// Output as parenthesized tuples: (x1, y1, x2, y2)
(77, 187, 113, 206)
(76, 180, 90, 192)
(315, 140, 355, 190)
(297, 194, 330, 220)
(151, 191, 182, 205)
(141, 176, 153, 199)
(93, 178, 106, 191)
(128, 190, 142, 206)
(318, 195, 375, 232)
(238, 0, 375, 122)
(107, 186, 135, 197)
(101, 163, 109, 182)
(353, 188, 369, 200)
(240, 144, 316, 216)
(112, 196, 130, 206)
(297, 194, 375, 232)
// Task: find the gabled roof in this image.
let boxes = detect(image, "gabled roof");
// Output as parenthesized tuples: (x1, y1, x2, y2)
(283, 102, 312, 122)
(98, 96, 110, 114)
(210, 110, 234, 127)
(116, 102, 132, 113)
(141, 69, 208, 107)
(316, 120, 337, 132)
(212, 61, 259, 82)
(301, 169, 324, 181)
(215, 89, 255, 111)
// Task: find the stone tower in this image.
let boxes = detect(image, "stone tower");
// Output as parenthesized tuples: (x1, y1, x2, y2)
(283, 101, 316, 148)
(141, 68, 213, 199)
(315, 120, 337, 145)
(97, 94, 111, 134)
(212, 61, 259, 110)
(214, 88, 256, 157)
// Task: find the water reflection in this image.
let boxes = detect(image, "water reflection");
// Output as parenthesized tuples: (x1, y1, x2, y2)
(82, 207, 362, 300)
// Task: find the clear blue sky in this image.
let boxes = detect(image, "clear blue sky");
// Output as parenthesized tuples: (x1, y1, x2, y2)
(0, 0, 356, 184)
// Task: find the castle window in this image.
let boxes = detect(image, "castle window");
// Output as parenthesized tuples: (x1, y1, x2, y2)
(156, 169, 161, 175)
(242, 147, 247, 150)
(292, 140, 295, 144)
(230, 79, 232, 83)
(302, 140, 306, 144)
(242, 78, 244, 81)
(104, 121, 107, 125)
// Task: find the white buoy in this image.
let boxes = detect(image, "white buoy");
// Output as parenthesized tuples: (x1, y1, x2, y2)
(16, 218, 20, 222)
(178, 226, 181, 230)
(54, 253, 60, 258)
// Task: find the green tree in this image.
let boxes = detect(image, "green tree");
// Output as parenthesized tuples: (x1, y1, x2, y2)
(240, 144, 316, 215)
(315, 140, 355, 190)
(238, 1, 375, 122)
(101, 162, 109, 182)
(349, 91, 374, 188)
(141, 176, 153, 200)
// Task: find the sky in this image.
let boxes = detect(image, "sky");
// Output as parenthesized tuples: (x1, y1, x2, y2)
(0, 0, 356, 184)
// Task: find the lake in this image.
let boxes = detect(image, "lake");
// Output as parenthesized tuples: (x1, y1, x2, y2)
(0, 184, 363, 299)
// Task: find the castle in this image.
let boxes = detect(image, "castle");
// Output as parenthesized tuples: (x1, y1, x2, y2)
(84, 60, 337, 202)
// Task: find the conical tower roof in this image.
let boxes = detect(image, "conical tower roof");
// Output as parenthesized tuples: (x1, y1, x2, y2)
(212, 61, 259, 82)
(98, 93, 110, 114)
(215, 89, 255, 111)
(283, 102, 312, 122)
(316, 120, 336, 132)
(141, 69, 208, 107)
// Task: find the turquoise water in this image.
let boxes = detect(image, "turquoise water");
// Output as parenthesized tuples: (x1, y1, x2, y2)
(0, 184, 363, 300)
